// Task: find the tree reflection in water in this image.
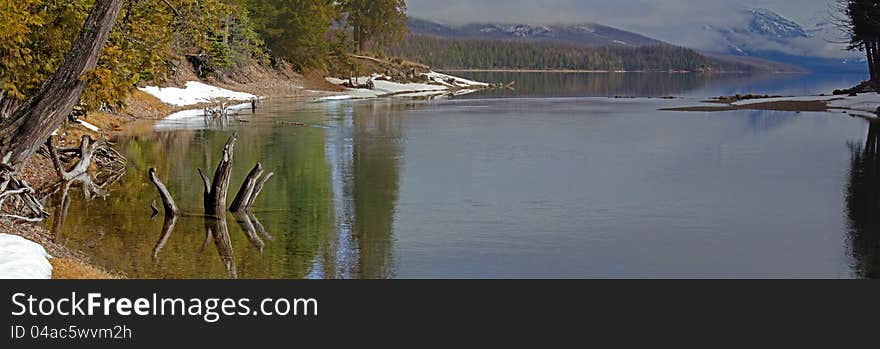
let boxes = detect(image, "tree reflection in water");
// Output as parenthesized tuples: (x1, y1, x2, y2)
(845, 118, 880, 279)
(204, 215, 236, 279)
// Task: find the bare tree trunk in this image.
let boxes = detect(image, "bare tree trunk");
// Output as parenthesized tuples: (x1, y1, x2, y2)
(0, 0, 124, 171)
(0, 92, 21, 120)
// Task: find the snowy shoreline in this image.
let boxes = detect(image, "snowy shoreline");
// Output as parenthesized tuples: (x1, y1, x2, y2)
(731, 93, 880, 117)
(139, 81, 258, 107)
(137, 81, 260, 128)
(320, 71, 489, 101)
(667, 92, 880, 117)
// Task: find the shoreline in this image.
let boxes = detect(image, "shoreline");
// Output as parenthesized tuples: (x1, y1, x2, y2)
(662, 92, 880, 118)
(435, 68, 803, 74)
(4, 68, 487, 279)
(3, 71, 329, 279)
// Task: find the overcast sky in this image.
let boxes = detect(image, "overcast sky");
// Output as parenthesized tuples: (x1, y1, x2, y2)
(407, 0, 850, 55)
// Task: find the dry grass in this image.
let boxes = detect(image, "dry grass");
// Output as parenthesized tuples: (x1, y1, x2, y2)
(302, 70, 345, 92)
(121, 89, 173, 120)
(51, 258, 121, 279)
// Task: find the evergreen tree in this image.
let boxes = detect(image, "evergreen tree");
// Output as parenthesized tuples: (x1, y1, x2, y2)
(341, 0, 407, 53)
(245, 0, 338, 70)
(843, 0, 880, 81)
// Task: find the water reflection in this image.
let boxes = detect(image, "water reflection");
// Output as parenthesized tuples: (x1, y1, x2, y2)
(151, 214, 177, 262)
(232, 211, 268, 252)
(452, 71, 865, 99)
(311, 100, 404, 279)
(48, 98, 409, 279)
(204, 215, 236, 279)
(845, 118, 880, 279)
(46, 73, 875, 279)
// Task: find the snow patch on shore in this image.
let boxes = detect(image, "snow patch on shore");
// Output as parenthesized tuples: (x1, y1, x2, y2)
(732, 92, 880, 115)
(320, 72, 487, 101)
(154, 102, 253, 131)
(425, 72, 489, 88)
(139, 81, 257, 107)
(0, 234, 52, 279)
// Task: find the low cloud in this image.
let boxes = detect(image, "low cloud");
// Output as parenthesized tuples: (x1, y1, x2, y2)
(407, 0, 855, 58)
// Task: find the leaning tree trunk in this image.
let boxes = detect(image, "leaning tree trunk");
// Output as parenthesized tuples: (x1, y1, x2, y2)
(0, 0, 124, 172)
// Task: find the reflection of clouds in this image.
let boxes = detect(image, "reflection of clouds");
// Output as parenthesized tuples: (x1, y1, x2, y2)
(745, 110, 798, 133)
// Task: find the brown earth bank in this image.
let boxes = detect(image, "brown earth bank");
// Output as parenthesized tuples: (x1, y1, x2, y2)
(663, 100, 834, 112)
(2, 62, 330, 279)
(664, 81, 879, 114)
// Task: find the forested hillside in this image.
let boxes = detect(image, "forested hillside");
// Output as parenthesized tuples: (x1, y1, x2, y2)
(0, 0, 407, 117)
(388, 35, 800, 73)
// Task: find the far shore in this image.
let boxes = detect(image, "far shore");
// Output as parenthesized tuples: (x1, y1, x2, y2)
(663, 92, 880, 118)
(437, 68, 801, 74)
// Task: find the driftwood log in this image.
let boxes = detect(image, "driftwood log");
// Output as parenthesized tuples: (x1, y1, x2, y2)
(0, 177, 47, 222)
(47, 136, 115, 181)
(148, 168, 178, 217)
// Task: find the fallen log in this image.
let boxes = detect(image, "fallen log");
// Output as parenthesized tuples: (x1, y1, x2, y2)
(46, 136, 123, 182)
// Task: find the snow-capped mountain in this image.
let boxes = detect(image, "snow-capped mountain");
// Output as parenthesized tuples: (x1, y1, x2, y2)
(746, 8, 808, 39)
(706, 8, 864, 73)
(408, 18, 665, 47)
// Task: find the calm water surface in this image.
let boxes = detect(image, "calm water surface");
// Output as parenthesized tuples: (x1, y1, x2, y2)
(50, 72, 879, 278)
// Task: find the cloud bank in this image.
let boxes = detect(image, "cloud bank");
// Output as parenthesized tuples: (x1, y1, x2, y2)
(406, 0, 855, 58)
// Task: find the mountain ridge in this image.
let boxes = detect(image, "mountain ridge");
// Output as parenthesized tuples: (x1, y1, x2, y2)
(404, 17, 804, 73)
(408, 18, 665, 47)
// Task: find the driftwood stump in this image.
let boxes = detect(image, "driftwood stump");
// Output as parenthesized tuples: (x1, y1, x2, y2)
(198, 134, 237, 217)
(148, 168, 178, 217)
(230, 163, 274, 213)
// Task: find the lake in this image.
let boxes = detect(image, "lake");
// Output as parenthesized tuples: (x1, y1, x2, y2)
(48, 72, 879, 278)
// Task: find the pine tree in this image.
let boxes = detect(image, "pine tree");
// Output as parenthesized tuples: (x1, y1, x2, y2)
(341, 0, 407, 53)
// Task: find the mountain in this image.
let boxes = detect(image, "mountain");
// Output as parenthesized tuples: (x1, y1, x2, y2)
(408, 18, 665, 47)
(705, 8, 865, 74)
(403, 18, 802, 73)
(745, 8, 809, 39)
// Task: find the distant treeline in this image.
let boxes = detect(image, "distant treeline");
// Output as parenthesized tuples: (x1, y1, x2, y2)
(388, 35, 768, 72)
